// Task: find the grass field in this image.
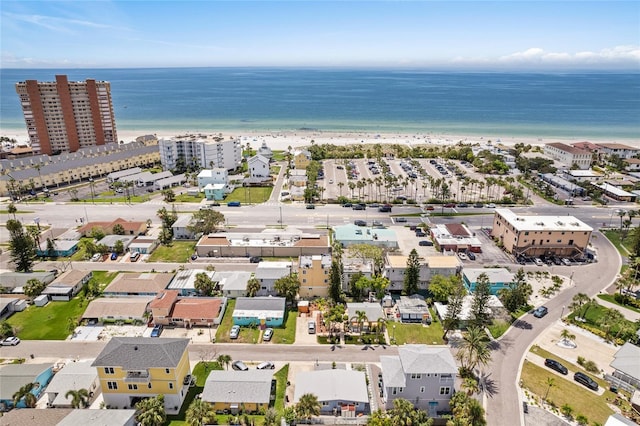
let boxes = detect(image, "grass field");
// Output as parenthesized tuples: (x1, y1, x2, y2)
(147, 241, 196, 263)
(392, 309, 444, 345)
(270, 310, 297, 344)
(174, 193, 204, 203)
(7, 297, 87, 340)
(603, 230, 632, 256)
(488, 319, 511, 339)
(225, 187, 273, 204)
(597, 294, 640, 314)
(521, 360, 613, 425)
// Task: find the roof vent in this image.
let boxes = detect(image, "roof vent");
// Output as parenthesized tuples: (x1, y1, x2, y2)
(134, 346, 138, 351)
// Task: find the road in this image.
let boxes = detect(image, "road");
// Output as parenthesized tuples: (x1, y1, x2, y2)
(0, 340, 396, 364)
(484, 231, 621, 426)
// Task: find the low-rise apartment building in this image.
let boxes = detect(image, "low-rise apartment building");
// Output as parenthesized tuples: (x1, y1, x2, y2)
(543, 143, 592, 170)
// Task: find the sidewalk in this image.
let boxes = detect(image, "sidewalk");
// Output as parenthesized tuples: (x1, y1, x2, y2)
(596, 296, 640, 322)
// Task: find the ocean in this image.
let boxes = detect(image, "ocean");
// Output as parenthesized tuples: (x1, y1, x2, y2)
(1, 68, 639, 140)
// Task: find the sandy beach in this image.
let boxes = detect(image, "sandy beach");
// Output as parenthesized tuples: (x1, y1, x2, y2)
(2, 128, 638, 152)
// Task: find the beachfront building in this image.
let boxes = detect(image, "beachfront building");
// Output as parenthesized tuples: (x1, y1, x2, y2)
(0, 141, 160, 198)
(298, 254, 332, 298)
(15, 75, 118, 155)
(159, 136, 242, 172)
(543, 143, 592, 170)
(92, 337, 191, 413)
(491, 208, 593, 258)
(257, 142, 273, 160)
(248, 154, 271, 183)
(596, 143, 640, 160)
(293, 149, 312, 170)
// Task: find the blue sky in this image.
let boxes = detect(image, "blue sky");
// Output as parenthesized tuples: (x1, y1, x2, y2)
(1, 1, 639, 70)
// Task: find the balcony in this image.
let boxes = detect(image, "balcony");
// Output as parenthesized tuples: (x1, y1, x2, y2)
(125, 371, 150, 382)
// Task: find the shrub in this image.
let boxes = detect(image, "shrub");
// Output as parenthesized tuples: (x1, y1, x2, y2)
(577, 356, 586, 366)
(583, 360, 599, 374)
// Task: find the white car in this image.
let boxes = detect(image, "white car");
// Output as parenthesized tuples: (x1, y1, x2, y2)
(1, 336, 20, 346)
(458, 252, 468, 260)
(561, 258, 572, 266)
(534, 258, 544, 266)
(485, 203, 496, 208)
(91, 253, 102, 262)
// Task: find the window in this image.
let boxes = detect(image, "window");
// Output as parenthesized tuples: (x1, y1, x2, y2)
(165, 368, 170, 374)
(420, 386, 425, 393)
(104, 367, 114, 374)
(169, 382, 174, 389)
(128, 384, 138, 390)
(440, 387, 450, 395)
(107, 381, 118, 390)
(148, 383, 152, 389)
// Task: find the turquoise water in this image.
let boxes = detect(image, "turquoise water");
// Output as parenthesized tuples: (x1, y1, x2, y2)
(1, 68, 639, 140)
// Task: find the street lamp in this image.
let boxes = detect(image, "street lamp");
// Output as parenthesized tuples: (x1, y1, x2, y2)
(560, 305, 565, 319)
(392, 325, 396, 342)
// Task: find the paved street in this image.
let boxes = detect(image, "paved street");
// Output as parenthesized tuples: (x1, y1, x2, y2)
(484, 232, 621, 426)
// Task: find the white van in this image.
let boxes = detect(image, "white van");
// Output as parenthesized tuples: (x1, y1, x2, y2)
(130, 252, 140, 262)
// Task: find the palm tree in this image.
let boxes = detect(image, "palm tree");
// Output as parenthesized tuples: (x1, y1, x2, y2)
(135, 395, 166, 426)
(65, 388, 90, 408)
(456, 326, 492, 374)
(263, 408, 280, 426)
(217, 354, 232, 370)
(296, 393, 320, 422)
(185, 398, 216, 426)
(356, 310, 368, 336)
(246, 277, 260, 297)
(560, 329, 576, 346)
(599, 308, 624, 341)
(337, 182, 344, 197)
(7, 203, 17, 219)
(544, 377, 555, 400)
(569, 293, 591, 319)
(12, 383, 38, 408)
(462, 377, 480, 396)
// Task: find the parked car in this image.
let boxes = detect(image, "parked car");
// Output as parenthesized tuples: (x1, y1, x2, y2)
(130, 252, 140, 262)
(396, 217, 407, 223)
(415, 230, 426, 237)
(230, 325, 241, 339)
(1, 336, 20, 346)
(378, 204, 392, 212)
(485, 203, 496, 208)
(458, 252, 468, 260)
(352, 204, 365, 210)
(354, 220, 367, 226)
(342, 202, 353, 208)
(444, 203, 456, 208)
(191, 254, 198, 261)
(91, 253, 102, 262)
(110, 252, 118, 261)
(306, 204, 316, 209)
(466, 251, 476, 260)
(263, 328, 274, 342)
(227, 201, 241, 207)
(574, 372, 599, 390)
(308, 321, 316, 334)
(150, 325, 163, 338)
(562, 258, 572, 266)
(533, 306, 548, 318)
(183, 374, 196, 386)
(425, 205, 435, 211)
(544, 358, 568, 375)
(418, 240, 433, 246)
(474, 203, 484, 208)
(249, 256, 262, 263)
(457, 203, 469, 208)
(534, 258, 544, 266)
(232, 360, 249, 371)
(257, 361, 275, 370)
(372, 221, 384, 228)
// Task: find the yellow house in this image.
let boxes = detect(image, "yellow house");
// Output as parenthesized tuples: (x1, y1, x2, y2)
(92, 337, 191, 413)
(201, 370, 274, 414)
(298, 254, 332, 299)
(293, 149, 311, 170)
(491, 208, 593, 258)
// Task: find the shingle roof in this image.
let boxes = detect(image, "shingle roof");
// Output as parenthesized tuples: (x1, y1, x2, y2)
(398, 345, 458, 375)
(201, 370, 274, 404)
(294, 370, 368, 404)
(235, 297, 286, 312)
(92, 337, 189, 369)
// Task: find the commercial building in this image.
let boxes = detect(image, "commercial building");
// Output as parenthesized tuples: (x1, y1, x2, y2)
(196, 230, 329, 258)
(491, 208, 593, 258)
(159, 135, 242, 172)
(298, 254, 332, 298)
(543, 143, 592, 170)
(15, 75, 118, 155)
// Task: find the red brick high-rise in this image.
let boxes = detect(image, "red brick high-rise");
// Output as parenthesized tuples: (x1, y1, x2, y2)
(15, 75, 118, 155)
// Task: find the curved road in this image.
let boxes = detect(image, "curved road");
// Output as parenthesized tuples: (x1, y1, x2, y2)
(485, 231, 621, 426)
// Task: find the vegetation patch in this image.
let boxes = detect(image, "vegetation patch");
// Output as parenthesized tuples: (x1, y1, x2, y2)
(7, 297, 87, 340)
(521, 360, 613, 425)
(603, 230, 632, 256)
(597, 294, 640, 314)
(147, 241, 196, 263)
(487, 319, 511, 339)
(174, 193, 203, 203)
(270, 310, 297, 344)
(391, 312, 444, 345)
(225, 187, 273, 204)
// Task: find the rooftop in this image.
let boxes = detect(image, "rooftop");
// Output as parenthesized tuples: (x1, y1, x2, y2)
(494, 208, 593, 232)
(172, 297, 223, 320)
(92, 337, 189, 369)
(82, 297, 153, 320)
(104, 272, 173, 295)
(202, 370, 274, 404)
(545, 142, 590, 155)
(463, 268, 514, 283)
(294, 370, 368, 404)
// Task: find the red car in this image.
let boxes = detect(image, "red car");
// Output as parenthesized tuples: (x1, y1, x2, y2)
(444, 203, 456, 208)
(425, 205, 435, 211)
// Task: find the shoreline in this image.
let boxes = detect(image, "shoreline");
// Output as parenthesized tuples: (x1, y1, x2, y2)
(1, 127, 638, 151)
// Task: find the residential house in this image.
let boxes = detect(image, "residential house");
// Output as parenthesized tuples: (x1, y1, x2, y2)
(603, 414, 639, 426)
(0, 271, 57, 293)
(45, 360, 98, 408)
(172, 215, 196, 240)
(380, 345, 457, 417)
(288, 174, 307, 188)
(42, 270, 92, 301)
(342, 257, 374, 293)
(128, 237, 159, 255)
(0, 363, 54, 410)
(333, 224, 399, 249)
(491, 208, 593, 258)
(346, 302, 385, 333)
(217, 271, 253, 298)
(0, 297, 22, 320)
(257, 142, 273, 160)
(92, 337, 191, 413)
(293, 149, 312, 170)
(248, 155, 271, 182)
(462, 268, 515, 295)
(254, 261, 292, 296)
(103, 273, 173, 297)
(150, 290, 226, 327)
(294, 370, 370, 416)
(624, 158, 640, 172)
(82, 297, 153, 324)
(596, 143, 639, 160)
(78, 218, 147, 237)
(0, 408, 73, 425)
(36, 239, 80, 258)
(201, 370, 274, 414)
(197, 168, 228, 190)
(166, 269, 215, 297)
(543, 143, 592, 169)
(96, 235, 135, 253)
(56, 409, 137, 426)
(382, 255, 460, 293)
(563, 169, 604, 183)
(434, 295, 505, 326)
(203, 183, 226, 201)
(232, 296, 286, 327)
(196, 230, 329, 258)
(396, 295, 432, 324)
(298, 254, 332, 298)
(610, 342, 640, 389)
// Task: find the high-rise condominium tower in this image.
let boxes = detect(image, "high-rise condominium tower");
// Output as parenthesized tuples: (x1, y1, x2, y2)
(15, 75, 118, 155)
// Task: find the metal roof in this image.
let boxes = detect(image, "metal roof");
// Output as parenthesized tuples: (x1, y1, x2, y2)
(202, 370, 274, 404)
(294, 370, 369, 404)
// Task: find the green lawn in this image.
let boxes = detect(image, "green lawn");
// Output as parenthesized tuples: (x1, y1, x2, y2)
(7, 297, 87, 340)
(597, 294, 640, 314)
(567, 301, 638, 342)
(273, 364, 289, 412)
(215, 300, 259, 344)
(174, 193, 204, 203)
(487, 319, 511, 339)
(391, 310, 445, 345)
(521, 361, 613, 425)
(529, 345, 607, 386)
(70, 237, 94, 261)
(225, 187, 273, 204)
(147, 241, 196, 263)
(603, 230, 631, 257)
(270, 310, 297, 344)
(90, 271, 119, 292)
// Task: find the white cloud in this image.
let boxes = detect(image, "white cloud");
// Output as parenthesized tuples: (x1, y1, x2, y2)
(2, 11, 130, 34)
